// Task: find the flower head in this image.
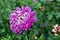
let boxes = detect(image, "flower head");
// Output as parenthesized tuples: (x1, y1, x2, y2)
(52, 24, 60, 36)
(10, 6, 37, 34)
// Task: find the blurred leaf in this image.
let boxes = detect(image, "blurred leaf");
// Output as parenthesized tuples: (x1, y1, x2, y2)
(57, 0, 60, 1)
(25, 36, 28, 40)
(48, 14, 53, 20)
(48, 36, 54, 40)
(35, 3, 41, 8)
(56, 13, 60, 18)
(1, 35, 12, 40)
(0, 29, 5, 34)
(39, 34, 45, 40)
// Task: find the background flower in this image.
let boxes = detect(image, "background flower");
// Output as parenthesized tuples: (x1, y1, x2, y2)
(52, 24, 60, 36)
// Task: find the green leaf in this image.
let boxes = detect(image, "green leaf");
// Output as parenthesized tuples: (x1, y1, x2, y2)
(25, 36, 28, 40)
(55, 12, 60, 18)
(39, 34, 45, 40)
(48, 14, 53, 20)
(0, 29, 5, 34)
(48, 37, 54, 40)
(57, 0, 60, 1)
(35, 3, 41, 8)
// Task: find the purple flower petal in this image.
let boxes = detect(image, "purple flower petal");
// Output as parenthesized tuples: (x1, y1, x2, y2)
(25, 6, 31, 12)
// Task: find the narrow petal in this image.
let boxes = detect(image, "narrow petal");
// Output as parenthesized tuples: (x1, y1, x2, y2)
(25, 6, 31, 12)
(16, 7, 21, 10)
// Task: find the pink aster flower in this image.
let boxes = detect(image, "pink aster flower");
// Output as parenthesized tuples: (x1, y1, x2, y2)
(10, 6, 37, 34)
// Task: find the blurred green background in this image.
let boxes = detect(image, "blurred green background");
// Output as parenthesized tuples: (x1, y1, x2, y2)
(0, 0, 60, 40)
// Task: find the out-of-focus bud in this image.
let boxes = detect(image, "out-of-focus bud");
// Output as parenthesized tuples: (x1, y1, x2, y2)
(39, 6, 46, 12)
(34, 36, 37, 39)
(32, 35, 37, 40)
